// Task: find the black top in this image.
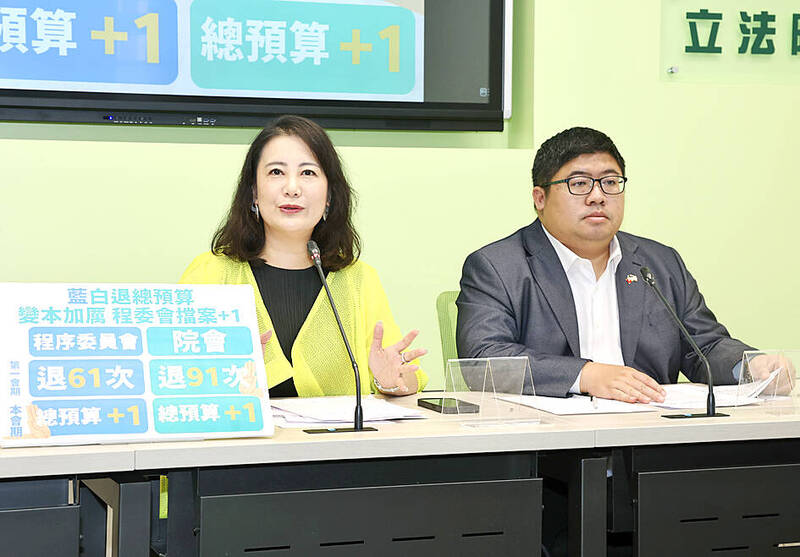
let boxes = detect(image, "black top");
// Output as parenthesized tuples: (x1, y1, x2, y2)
(250, 260, 323, 398)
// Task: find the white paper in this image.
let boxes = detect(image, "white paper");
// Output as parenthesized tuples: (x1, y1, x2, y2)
(651, 377, 776, 410)
(499, 394, 657, 415)
(270, 406, 399, 428)
(271, 396, 424, 423)
(739, 368, 783, 398)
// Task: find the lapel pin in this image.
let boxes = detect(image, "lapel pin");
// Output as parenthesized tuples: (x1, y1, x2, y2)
(625, 274, 638, 285)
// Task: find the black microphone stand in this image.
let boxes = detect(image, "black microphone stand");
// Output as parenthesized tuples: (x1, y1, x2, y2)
(640, 267, 727, 419)
(303, 241, 376, 433)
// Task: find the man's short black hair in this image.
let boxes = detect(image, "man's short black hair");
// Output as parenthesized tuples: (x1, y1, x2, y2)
(531, 127, 625, 187)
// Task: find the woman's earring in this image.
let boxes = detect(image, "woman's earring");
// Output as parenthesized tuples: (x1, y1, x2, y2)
(322, 203, 329, 221)
(250, 202, 260, 221)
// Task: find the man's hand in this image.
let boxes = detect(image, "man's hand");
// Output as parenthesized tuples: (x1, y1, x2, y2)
(747, 353, 796, 395)
(580, 362, 666, 403)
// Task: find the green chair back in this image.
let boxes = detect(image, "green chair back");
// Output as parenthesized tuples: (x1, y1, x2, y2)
(436, 290, 460, 369)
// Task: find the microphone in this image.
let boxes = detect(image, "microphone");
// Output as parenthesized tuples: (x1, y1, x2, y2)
(640, 266, 725, 418)
(306, 240, 372, 432)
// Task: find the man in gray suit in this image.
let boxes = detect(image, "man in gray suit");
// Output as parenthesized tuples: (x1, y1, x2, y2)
(456, 127, 755, 400)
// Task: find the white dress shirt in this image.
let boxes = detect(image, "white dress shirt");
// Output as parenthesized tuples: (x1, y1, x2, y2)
(542, 226, 624, 393)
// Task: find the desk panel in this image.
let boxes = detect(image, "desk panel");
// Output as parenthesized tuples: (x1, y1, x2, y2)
(200, 478, 540, 556)
(638, 463, 800, 556)
(157, 451, 542, 557)
(0, 505, 80, 557)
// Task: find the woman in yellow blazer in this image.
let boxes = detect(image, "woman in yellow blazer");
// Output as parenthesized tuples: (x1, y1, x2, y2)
(181, 115, 427, 397)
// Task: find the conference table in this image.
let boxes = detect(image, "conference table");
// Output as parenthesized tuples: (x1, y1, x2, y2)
(1, 395, 800, 557)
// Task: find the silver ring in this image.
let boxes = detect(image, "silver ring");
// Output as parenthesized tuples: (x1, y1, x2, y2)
(400, 352, 408, 365)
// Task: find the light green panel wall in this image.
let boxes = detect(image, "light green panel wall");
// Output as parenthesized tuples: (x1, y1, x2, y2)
(533, 1, 800, 350)
(350, 146, 535, 379)
(0, 139, 535, 387)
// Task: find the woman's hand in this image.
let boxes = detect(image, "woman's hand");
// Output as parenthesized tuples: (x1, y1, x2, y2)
(259, 330, 272, 356)
(26, 405, 51, 439)
(234, 331, 272, 398)
(368, 321, 427, 396)
(238, 360, 263, 397)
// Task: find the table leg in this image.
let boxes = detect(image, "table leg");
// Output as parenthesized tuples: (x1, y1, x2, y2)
(567, 456, 607, 557)
(82, 476, 150, 557)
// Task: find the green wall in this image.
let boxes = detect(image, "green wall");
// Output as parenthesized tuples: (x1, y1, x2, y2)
(1, 1, 796, 389)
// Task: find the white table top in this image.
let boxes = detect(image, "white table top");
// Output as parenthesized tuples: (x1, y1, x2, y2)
(131, 412, 594, 470)
(556, 401, 800, 447)
(2, 395, 799, 479)
(0, 443, 135, 479)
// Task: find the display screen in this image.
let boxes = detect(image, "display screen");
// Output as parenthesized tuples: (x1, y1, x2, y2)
(0, 0, 504, 130)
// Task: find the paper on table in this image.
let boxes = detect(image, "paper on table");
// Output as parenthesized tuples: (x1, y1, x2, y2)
(271, 396, 425, 423)
(651, 385, 752, 409)
(499, 394, 657, 415)
(652, 369, 782, 410)
(270, 407, 399, 428)
(739, 368, 783, 398)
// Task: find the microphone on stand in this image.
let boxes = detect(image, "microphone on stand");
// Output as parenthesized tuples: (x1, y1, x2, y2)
(640, 266, 726, 418)
(304, 240, 376, 433)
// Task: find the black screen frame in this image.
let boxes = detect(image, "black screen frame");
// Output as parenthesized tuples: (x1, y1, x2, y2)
(0, 0, 505, 131)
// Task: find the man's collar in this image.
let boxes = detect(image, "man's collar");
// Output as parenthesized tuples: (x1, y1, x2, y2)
(541, 223, 621, 274)
(541, 225, 580, 271)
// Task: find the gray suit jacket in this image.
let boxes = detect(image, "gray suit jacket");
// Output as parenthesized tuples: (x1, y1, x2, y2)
(456, 220, 753, 397)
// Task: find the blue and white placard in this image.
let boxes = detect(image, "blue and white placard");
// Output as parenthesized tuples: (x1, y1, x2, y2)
(0, 283, 273, 447)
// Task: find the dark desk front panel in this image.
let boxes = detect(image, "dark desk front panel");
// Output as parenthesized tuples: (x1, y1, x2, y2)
(638, 464, 800, 557)
(0, 478, 79, 557)
(157, 452, 542, 557)
(631, 439, 800, 557)
(200, 477, 540, 556)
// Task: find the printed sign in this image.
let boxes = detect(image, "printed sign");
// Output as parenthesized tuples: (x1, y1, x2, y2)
(662, 0, 800, 83)
(0, 283, 273, 447)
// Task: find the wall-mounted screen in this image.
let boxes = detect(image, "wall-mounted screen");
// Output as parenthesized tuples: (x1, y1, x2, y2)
(0, 0, 505, 130)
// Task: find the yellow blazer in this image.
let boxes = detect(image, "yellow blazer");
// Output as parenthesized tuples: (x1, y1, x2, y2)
(180, 252, 427, 396)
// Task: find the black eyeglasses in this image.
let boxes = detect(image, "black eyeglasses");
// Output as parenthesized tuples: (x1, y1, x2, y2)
(539, 175, 627, 196)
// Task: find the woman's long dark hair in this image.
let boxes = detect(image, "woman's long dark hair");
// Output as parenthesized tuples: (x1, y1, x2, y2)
(212, 115, 360, 271)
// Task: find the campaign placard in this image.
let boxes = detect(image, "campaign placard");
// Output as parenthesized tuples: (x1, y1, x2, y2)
(0, 283, 273, 447)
